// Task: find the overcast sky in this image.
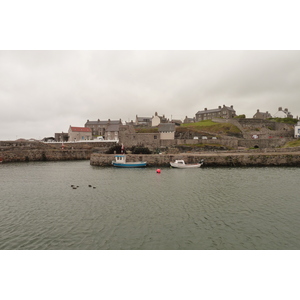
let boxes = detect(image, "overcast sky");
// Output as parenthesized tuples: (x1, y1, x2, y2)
(1, 50, 300, 140)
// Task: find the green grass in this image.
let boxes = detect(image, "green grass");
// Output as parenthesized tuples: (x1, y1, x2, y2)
(182, 143, 225, 148)
(180, 120, 241, 134)
(135, 128, 158, 133)
(268, 118, 298, 125)
(282, 139, 300, 148)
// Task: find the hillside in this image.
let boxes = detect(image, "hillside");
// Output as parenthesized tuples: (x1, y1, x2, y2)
(178, 120, 242, 138)
(268, 117, 298, 125)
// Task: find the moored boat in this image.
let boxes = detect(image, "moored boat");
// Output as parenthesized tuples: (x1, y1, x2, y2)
(112, 155, 147, 168)
(170, 159, 203, 169)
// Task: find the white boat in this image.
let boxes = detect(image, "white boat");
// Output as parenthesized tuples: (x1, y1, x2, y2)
(170, 159, 203, 169)
(112, 155, 147, 168)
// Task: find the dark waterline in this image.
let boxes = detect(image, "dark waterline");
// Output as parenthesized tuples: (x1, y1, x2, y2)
(1, 161, 300, 249)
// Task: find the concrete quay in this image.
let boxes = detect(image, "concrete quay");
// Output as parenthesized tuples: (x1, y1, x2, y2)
(90, 150, 300, 167)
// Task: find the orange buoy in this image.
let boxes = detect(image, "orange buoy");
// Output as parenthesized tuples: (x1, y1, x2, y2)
(156, 169, 161, 173)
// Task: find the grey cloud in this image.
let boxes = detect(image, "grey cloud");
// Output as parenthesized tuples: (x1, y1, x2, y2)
(1, 50, 300, 140)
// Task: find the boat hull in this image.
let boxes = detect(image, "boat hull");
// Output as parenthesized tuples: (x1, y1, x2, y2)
(112, 162, 147, 168)
(170, 163, 201, 169)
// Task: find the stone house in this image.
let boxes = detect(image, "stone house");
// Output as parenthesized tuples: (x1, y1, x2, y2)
(253, 109, 272, 119)
(151, 112, 169, 127)
(158, 123, 175, 140)
(105, 124, 120, 141)
(85, 119, 122, 137)
(118, 125, 160, 148)
(135, 115, 152, 126)
(195, 105, 236, 122)
(54, 132, 69, 142)
(274, 107, 293, 118)
(68, 126, 92, 142)
(183, 116, 195, 124)
(171, 119, 182, 126)
(295, 121, 300, 138)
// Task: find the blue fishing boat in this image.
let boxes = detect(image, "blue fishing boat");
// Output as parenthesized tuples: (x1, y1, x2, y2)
(112, 155, 147, 168)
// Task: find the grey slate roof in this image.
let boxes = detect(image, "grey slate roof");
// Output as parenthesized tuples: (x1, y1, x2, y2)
(106, 124, 120, 132)
(85, 119, 121, 125)
(196, 106, 235, 115)
(137, 117, 152, 121)
(158, 123, 175, 132)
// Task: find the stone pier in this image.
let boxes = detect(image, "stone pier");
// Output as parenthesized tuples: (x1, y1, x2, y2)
(90, 150, 300, 167)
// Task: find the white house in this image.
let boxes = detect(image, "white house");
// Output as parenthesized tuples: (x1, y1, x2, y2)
(68, 126, 92, 142)
(295, 121, 300, 138)
(274, 107, 293, 118)
(152, 112, 168, 127)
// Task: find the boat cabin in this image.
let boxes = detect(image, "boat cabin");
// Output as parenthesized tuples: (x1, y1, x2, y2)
(114, 155, 126, 164)
(174, 160, 185, 165)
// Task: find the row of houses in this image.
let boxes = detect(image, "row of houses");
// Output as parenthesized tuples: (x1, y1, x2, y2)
(59, 122, 176, 142)
(253, 107, 293, 119)
(55, 105, 298, 142)
(195, 105, 294, 121)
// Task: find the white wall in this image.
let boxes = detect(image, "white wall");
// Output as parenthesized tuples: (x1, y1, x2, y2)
(295, 125, 300, 138)
(152, 115, 160, 127)
(160, 132, 174, 140)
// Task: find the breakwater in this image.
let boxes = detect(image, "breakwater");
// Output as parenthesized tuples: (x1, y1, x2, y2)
(0, 141, 116, 163)
(90, 150, 300, 167)
(2, 140, 300, 166)
(1, 149, 92, 163)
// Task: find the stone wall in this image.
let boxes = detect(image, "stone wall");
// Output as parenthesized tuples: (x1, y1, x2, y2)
(0, 141, 117, 163)
(119, 131, 160, 148)
(90, 151, 300, 167)
(0, 149, 91, 163)
(168, 138, 239, 148)
(237, 137, 291, 149)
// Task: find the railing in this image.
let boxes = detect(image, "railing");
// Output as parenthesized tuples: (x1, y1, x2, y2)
(42, 139, 119, 144)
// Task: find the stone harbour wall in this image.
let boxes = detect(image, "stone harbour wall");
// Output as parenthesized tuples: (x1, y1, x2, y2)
(90, 151, 300, 167)
(0, 141, 118, 163)
(1, 149, 92, 163)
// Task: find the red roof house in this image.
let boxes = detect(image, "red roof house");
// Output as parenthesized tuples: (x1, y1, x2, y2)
(68, 126, 92, 141)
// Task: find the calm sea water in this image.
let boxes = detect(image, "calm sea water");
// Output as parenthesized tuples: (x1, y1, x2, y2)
(1, 161, 300, 250)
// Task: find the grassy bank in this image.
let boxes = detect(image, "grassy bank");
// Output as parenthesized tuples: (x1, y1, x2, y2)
(268, 117, 298, 125)
(135, 127, 159, 133)
(180, 120, 242, 135)
(283, 139, 300, 148)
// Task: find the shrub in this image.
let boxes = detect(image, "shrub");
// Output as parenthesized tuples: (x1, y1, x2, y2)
(130, 146, 152, 154)
(106, 145, 123, 154)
